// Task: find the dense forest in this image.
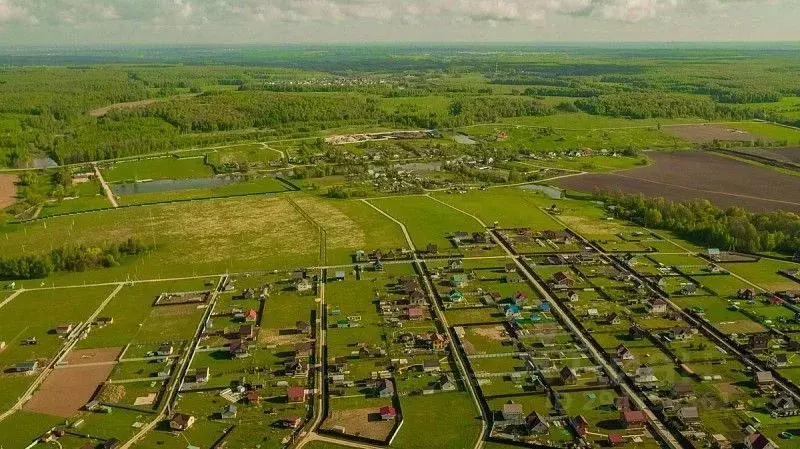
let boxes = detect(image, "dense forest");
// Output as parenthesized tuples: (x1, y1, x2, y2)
(598, 191, 800, 255)
(1, 46, 800, 167)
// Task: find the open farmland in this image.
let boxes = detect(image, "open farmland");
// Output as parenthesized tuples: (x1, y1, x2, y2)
(663, 123, 768, 143)
(557, 151, 800, 212)
(0, 173, 16, 208)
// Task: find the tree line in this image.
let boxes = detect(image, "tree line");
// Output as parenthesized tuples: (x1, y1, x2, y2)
(597, 191, 800, 255)
(0, 238, 151, 280)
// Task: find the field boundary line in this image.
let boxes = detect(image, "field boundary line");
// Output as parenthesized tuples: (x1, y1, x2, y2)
(425, 194, 487, 227)
(93, 163, 119, 208)
(287, 197, 327, 265)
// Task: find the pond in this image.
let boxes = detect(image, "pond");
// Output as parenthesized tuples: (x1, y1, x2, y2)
(519, 184, 564, 199)
(452, 133, 477, 145)
(110, 176, 240, 195)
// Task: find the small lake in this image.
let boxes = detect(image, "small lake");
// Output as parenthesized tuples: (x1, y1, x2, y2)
(111, 176, 239, 195)
(452, 133, 477, 145)
(519, 184, 564, 199)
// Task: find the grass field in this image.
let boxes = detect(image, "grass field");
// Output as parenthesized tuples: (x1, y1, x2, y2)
(391, 392, 482, 449)
(0, 196, 321, 284)
(729, 122, 800, 144)
(369, 195, 483, 250)
(722, 258, 800, 291)
(102, 157, 214, 182)
(430, 188, 558, 229)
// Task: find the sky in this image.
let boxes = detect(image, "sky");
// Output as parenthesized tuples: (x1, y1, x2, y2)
(0, 0, 797, 45)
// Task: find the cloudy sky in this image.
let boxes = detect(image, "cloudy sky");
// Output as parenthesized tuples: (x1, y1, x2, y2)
(0, 0, 797, 45)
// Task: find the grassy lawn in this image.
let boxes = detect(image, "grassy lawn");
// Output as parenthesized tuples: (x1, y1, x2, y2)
(729, 122, 800, 144)
(722, 258, 800, 291)
(0, 411, 64, 448)
(101, 157, 214, 182)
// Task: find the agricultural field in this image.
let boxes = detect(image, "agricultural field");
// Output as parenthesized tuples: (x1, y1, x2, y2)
(557, 151, 800, 212)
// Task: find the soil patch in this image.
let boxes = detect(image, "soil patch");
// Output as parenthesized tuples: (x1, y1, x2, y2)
(715, 320, 765, 335)
(472, 326, 507, 341)
(557, 151, 800, 212)
(0, 174, 17, 209)
(64, 347, 123, 365)
(24, 363, 115, 417)
(323, 407, 394, 441)
(664, 124, 768, 143)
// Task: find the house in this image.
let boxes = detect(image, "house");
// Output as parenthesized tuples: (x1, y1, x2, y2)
(634, 365, 658, 387)
(504, 304, 522, 318)
(738, 288, 757, 300)
(607, 313, 621, 325)
(677, 406, 700, 426)
(608, 433, 626, 446)
(560, 366, 578, 385)
(615, 396, 630, 411)
(440, 375, 456, 391)
(407, 306, 425, 321)
(620, 410, 647, 428)
(505, 263, 518, 273)
(55, 324, 74, 335)
(334, 271, 346, 281)
(284, 358, 308, 376)
(450, 274, 469, 288)
(771, 354, 789, 368)
(373, 260, 384, 272)
(749, 334, 770, 352)
(672, 382, 693, 398)
(379, 406, 397, 420)
(14, 360, 38, 375)
(707, 248, 721, 260)
(239, 324, 255, 340)
(95, 317, 114, 327)
(756, 371, 775, 388)
(539, 302, 551, 312)
(616, 345, 634, 361)
(287, 386, 306, 403)
(503, 402, 524, 422)
(447, 258, 463, 271)
(526, 411, 550, 433)
(221, 404, 237, 419)
(647, 299, 668, 314)
(423, 360, 441, 373)
(426, 243, 439, 254)
(424, 332, 449, 350)
(629, 325, 647, 340)
(169, 413, 195, 431)
(513, 291, 528, 306)
(157, 344, 174, 356)
(296, 278, 313, 292)
(768, 296, 784, 306)
(682, 284, 698, 295)
(245, 309, 257, 322)
(376, 379, 395, 398)
(229, 340, 250, 358)
(553, 272, 575, 289)
(667, 327, 694, 341)
(296, 321, 311, 335)
(281, 417, 303, 429)
(247, 390, 260, 404)
(569, 415, 589, 437)
(195, 367, 210, 384)
(568, 292, 580, 302)
(448, 290, 464, 303)
(769, 395, 796, 416)
(294, 341, 314, 356)
(744, 432, 778, 449)
(711, 434, 731, 449)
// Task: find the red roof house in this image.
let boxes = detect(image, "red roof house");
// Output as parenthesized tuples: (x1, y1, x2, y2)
(287, 386, 306, 403)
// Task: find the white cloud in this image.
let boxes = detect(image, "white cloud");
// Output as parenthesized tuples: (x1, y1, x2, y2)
(0, 0, 786, 29)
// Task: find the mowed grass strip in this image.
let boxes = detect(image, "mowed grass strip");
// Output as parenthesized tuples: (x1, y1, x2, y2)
(431, 188, 559, 229)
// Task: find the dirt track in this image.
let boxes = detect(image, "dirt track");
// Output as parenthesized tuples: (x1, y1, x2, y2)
(556, 151, 800, 212)
(0, 174, 17, 209)
(64, 347, 123, 365)
(24, 363, 116, 417)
